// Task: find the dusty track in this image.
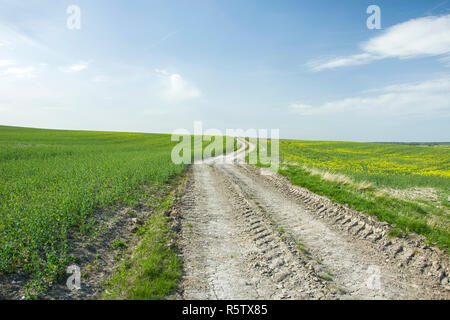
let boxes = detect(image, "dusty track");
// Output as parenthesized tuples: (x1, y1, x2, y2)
(178, 141, 449, 300)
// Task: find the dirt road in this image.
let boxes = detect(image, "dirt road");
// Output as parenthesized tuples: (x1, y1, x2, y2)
(178, 140, 449, 300)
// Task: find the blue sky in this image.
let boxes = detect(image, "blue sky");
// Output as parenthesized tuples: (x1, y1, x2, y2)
(0, 0, 449, 141)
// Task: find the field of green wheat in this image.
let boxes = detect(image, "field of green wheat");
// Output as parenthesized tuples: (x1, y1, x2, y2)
(0, 126, 189, 292)
(0, 125, 237, 296)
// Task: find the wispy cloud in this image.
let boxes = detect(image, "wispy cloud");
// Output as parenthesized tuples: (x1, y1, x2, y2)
(0, 23, 48, 51)
(306, 53, 378, 71)
(289, 77, 450, 116)
(155, 68, 170, 76)
(424, 0, 450, 15)
(1, 66, 35, 78)
(307, 14, 450, 71)
(0, 58, 39, 79)
(0, 59, 15, 68)
(155, 69, 201, 102)
(150, 29, 181, 49)
(59, 61, 90, 73)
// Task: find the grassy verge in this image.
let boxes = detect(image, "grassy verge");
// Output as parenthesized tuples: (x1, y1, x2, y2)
(103, 191, 181, 300)
(279, 165, 449, 252)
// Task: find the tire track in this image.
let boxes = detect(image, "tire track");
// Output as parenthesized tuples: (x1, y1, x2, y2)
(179, 164, 339, 299)
(219, 163, 449, 299)
(178, 139, 448, 300)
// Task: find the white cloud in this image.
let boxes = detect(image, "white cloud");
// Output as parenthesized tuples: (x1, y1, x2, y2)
(1, 66, 35, 78)
(365, 77, 450, 93)
(0, 59, 15, 68)
(288, 103, 317, 115)
(155, 68, 170, 76)
(59, 61, 90, 73)
(308, 14, 450, 71)
(156, 69, 201, 102)
(306, 54, 380, 71)
(289, 77, 450, 116)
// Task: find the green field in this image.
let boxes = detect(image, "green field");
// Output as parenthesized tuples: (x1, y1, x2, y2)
(0, 125, 236, 297)
(273, 140, 450, 251)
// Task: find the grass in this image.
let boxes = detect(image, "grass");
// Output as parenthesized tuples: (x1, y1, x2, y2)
(252, 139, 449, 252)
(0, 125, 236, 297)
(318, 272, 333, 282)
(111, 240, 127, 251)
(103, 192, 181, 300)
(296, 241, 307, 254)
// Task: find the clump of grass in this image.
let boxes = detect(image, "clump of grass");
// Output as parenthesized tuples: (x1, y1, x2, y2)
(387, 228, 403, 238)
(319, 272, 333, 282)
(126, 209, 138, 218)
(111, 240, 127, 251)
(296, 241, 306, 253)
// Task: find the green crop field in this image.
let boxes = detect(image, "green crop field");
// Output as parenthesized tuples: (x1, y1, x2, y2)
(0, 125, 236, 297)
(271, 140, 450, 251)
